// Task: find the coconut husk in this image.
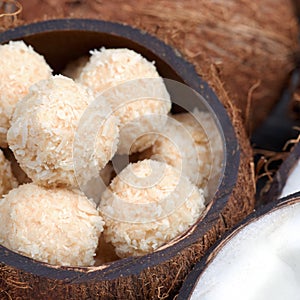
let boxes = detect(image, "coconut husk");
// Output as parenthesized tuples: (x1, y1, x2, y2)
(256, 135, 300, 205)
(17, 0, 299, 133)
(0, 0, 23, 31)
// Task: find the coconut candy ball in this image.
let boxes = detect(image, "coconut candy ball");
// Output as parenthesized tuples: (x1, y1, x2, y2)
(0, 40, 52, 147)
(139, 112, 211, 190)
(7, 75, 119, 188)
(98, 159, 205, 258)
(0, 149, 18, 196)
(78, 48, 171, 154)
(0, 183, 104, 267)
(62, 56, 89, 80)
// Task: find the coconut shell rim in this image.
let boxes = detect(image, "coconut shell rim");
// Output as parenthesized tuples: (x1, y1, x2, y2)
(0, 18, 239, 282)
(177, 191, 300, 300)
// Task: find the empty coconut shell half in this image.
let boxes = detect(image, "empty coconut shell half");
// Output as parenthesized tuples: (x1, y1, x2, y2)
(0, 19, 255, 299)
(178, 192, 300, 300)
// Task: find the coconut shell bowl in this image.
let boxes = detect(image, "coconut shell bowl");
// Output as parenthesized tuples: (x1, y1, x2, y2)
(0, 19, 254, 299)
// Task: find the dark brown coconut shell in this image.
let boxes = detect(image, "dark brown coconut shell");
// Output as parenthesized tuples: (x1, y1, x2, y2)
(251, 65, 300, 206)
(257, 142, 300, 205)
(178, 191, 300, 299)
(0, 19, 255, 299)
(17, 0, 299, 133)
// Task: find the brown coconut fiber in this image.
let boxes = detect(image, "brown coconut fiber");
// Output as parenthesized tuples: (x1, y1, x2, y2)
(18, 0, 299, 133)
(0, 0, 22, 30)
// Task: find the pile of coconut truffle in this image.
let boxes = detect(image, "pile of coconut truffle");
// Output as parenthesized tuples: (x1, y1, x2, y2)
(0, 41, 222, 267)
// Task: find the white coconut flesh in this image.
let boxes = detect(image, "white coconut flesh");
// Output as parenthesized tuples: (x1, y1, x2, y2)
(280, 159, 300, 198)
(191, 201, 300, 300)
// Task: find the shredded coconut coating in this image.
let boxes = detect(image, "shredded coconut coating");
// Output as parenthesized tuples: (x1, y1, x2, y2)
(62, 56, 89, 80)
(140, 112, 213, 192)
(99, 159, 205, 258)
(0, 149, 18, 196)
(79, 48, 161, 92)
(78, 48, 171, 154)
(7, 75, 119, 188)
(0, 183, 104, 267)
(0, 41, 52, 147)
